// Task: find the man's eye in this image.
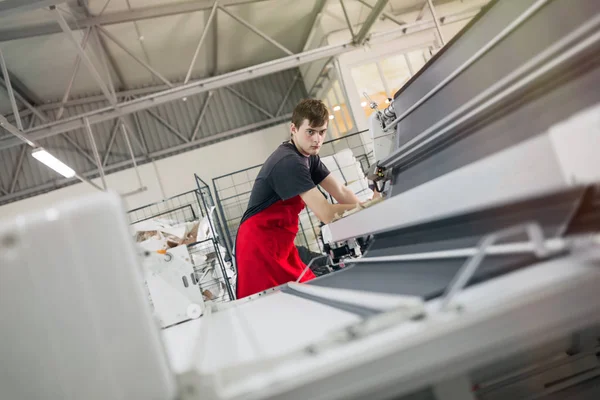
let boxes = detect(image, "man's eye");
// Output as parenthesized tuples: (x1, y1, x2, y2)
(307, 130, 314, 135)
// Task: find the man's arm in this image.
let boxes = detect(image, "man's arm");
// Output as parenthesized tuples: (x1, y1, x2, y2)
(319, 174, 361, 205)
(300, 187, 358, 224)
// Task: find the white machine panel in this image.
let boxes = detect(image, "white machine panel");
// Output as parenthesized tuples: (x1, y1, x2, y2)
(0, 192, 177, 400)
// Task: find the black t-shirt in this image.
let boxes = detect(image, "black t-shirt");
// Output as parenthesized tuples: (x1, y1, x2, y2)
(240, 142, 330, 224)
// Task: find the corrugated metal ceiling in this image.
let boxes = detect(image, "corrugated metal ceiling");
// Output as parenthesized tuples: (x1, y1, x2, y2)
(0, 0, 480, 206)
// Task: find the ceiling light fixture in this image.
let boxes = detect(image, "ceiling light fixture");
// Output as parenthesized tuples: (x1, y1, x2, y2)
(32, 148, 75, 178)
(333, 105, 341, 111)
(361, 101, 367, 107)
(329, 115, 334, 120)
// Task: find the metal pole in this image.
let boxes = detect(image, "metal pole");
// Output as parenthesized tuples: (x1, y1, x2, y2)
(324, 98, 342, 137)
(353, 0, 389, 44)
(190, 91, 213, 141)
(330, 80, 348, 133)
(357, 0, 405, 27)
(376, 60, 391, 98)
(96, 25, 173, 88)
(339, 0, 355, 39)
(10, 145, 28, 193)
(426, 0, 446, 46)
(184, 0, 219, 84)
(0, 47, 23, 130)
(275, 73, 299, 117)
(144, 108, 189, 143)
(84, 117, 107, 190)
(218, 6, 293, 55)
(0, 10, 482, 151)
(151, 160, 167, 200)
(120, 122, 144, 188)
(0, 77, 47, 123)
(91, 26, 116, 98)
(225, 86, 273, 118)
(57, 28, 92, 120)
(52, 7, 116, 105)
(102, 119, 121, 166)
(333, 58, 358, 131)
(404, 53, 415, 76)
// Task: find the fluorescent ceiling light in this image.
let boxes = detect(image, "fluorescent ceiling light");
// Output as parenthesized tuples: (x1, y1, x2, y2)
(329, 115, 334, 120)
(361, 101, 367, 107)
(333, 105, 341, 111)
(32, 148, 76, 178)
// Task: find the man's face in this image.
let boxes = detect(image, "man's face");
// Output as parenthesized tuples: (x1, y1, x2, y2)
(291, 119, 328, 156)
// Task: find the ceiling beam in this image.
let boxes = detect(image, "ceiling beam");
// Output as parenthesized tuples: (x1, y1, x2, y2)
(0, 0, 270, 42)
(0, 113, 291, 205)
(0, 0, 65, 19)
(0, 6, 482, 151)
(353, 0, 389, 44)
(302, 0, 328, 52)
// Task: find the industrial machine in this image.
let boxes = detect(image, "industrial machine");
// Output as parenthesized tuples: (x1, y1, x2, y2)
(2, 1, 600, 399)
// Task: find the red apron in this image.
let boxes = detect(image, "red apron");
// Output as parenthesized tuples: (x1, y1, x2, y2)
(235, 195, 316, 298)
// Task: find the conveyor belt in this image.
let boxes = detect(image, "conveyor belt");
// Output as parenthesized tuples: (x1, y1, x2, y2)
(311, 186, 591, 299)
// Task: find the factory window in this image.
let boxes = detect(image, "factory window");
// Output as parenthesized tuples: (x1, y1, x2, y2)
(351, 47, 434, 120)
(322, 80, 354, 138)
(351, 62, 388, 119)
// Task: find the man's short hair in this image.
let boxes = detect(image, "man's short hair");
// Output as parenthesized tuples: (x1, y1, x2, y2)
(291, 99, 329, 129)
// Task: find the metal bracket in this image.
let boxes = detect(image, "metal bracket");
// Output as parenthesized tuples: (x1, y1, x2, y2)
(297, 254, 332, 283)
(439, 222, 551, 312)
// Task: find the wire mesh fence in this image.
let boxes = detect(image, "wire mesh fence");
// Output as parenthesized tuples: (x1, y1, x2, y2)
(213, 130, 374, 256)
(128, 178, 236, 304)
(188, 238, 235, 303)
(127, 190, 207, 225)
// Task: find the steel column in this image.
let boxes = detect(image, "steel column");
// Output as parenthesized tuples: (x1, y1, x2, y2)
(0, 113, 103, 192)
(144, 109, 189, 143)
(102, 120, 121, 167)
(91, 26, 117, 98)
(426, 0, 446, 46)
(132, 112, 150, 154)
(340, 0, 355, 39)
(120, 122, 144, 187)
(353, 0, 389, 44)
(190, 91, 213, 141)
(275, 73, 300, 117)
(9, 145, 28, 193)
(61, 133, 99, 167)
(185, 0, 219, 84)
(225, 87, 273, 118)
(333, 57, 358, 130)
(84, 117, 107, 190)
(0, 114, 290, 203)
(57, 28, 92, 120)
(97, 26, 173, 88)
(52, 7, 116, 105)
(358, 0, 405, 27)
(8, 114, 35, 193)
(302, 0, 327, 52)
(0, 9, 484, 151)
(218, 6, 293, 56)
(0, 47, 23, 130)
(0, 77, 47, 123)
(404, 53, 415, 75)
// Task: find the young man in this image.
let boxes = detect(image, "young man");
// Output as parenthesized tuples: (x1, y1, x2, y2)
(235, 99, 361, 298)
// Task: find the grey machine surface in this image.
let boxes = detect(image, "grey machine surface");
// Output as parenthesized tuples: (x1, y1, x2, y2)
(2, 1, 600, 400)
